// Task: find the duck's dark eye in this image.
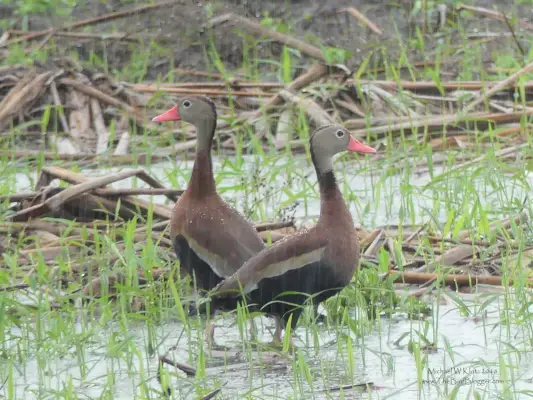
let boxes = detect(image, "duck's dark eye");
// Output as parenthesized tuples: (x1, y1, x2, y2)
(183, 100, 192, 108)
(336, 130, 345, 138)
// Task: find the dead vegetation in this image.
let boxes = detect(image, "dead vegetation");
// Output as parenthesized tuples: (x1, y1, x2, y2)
(0, 1, 532, 313)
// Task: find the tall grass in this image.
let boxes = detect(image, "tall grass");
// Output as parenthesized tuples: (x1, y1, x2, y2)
(1, 1, 533, 399)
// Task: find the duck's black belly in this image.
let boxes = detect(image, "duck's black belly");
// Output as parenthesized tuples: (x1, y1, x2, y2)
(173, 235, 223, 292)
(250, 261, 345, 329)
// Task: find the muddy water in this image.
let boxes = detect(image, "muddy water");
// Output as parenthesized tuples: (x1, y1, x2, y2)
(6, 156, 533, 399)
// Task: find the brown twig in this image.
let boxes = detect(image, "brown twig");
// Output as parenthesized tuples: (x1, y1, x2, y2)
(254, 63, 329, 117)
(51, 31, 139, 42)
(254, 220, 295, 232)
(0, 71, 52, 123)
(352, 79, 533, 91)
(2, 0, 179, 47)
(456, 3, 533, 31)
(157, 355, 196, 395)
(462, 59, 533, 112)
(337, 7, 382, 35)
(129, 85, 274, 97)
(208, 13, 327, 62)
(278, 89, 335, 126)
(350, 110, 533, 138)
(128, 82, 283, 89)
(388, 271, 533, 287)
(7, 168, 145, 221)
(0, 151, 169, 164)
(502, 14, 525, 59)
(59, 78, 144, 123)
(174, 68, 225, 80)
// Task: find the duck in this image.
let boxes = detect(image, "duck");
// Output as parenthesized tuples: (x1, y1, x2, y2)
(209, 124, 376, 345)
(152, 96, 265, 340)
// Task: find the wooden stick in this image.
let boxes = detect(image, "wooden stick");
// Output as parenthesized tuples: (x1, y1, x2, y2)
(209, 13, 326, 62)
(350, 110, 533, 138)
(128, 82, 283, 89)
(129, 85, 274, 97)
(279, 89, 335, 126)
(41, 166, 173, 220)
(388, 271, 533, 287)
(0, 191, 39, 202)
(51, 31, 139, 42)
(0, 188, 182, 203)
(50, 81, 70, 134)
(456, 3, 533, 31)
(431, 143, 529, 179)
(2, 0, 178, 47)
(253, 63, 329, 117)
(0, 150, 169, 164)
(132, 170, 182, 203)
(158, 355, 196, 376)
(59, 78, 144, 122)
(337, 7, 383, 35)
(0, 71, 52, 123)
(463, 59, 533, 112)
(351, 79, 533, 91)
(174, 68, 225, 79)
(96, 188, 183, 197)
(254, 220, 294, 232)
(7, 169, 145, 221)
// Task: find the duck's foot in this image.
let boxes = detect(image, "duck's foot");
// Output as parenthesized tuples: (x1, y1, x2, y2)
(268, 319, 295, 349)
(268, 336, 295, 349)
(204, 322, 215, 345)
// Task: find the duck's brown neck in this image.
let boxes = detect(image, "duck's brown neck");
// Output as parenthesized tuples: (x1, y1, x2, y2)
(187, 119, 216, 198)
(318, 170, 353, 225)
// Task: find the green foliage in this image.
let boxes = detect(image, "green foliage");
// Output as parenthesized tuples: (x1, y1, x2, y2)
(1, 0, 76, 16)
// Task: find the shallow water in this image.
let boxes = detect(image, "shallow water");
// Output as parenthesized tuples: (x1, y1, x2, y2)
(12, 154, 533, 228)
(5, 293, 533, 399)
(5, 155, 533, 399)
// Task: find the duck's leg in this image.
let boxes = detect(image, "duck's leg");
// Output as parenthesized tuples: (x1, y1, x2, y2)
(204, 322, 215, 345)
(248, 317, 258, 341)
(270, 316, 294, 347)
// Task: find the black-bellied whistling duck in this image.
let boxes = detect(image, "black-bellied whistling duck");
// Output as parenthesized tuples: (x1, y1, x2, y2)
(152, 96, 265, 339)
(210, 124, 376, 345)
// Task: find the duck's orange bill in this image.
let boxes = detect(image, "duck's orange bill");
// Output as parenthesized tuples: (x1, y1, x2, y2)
(152, 105, 181, 123)
(347, 135, 376, 154)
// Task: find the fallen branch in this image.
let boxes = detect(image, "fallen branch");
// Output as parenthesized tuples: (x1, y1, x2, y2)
(2, 0, 179, 47)
(128, 85, 274, 97)
(337, 7, 382, 35)
(254, 63, 329, 116)
(352, 79, 533, 91)
(254, 220, 294, 232)
(7, 168, 145, 221)
(279, 89, 335, 126)
(350, 110, 533, 138)
(59, 78, 144, 123)
(0, 151, 169, 164)
(388, 271, 533, 287)
(128, 81, 283, 89)
(463, 59, 533, 112)
(0, 71, 52, 124)
(209, 13, 326, 62)
(456, 3, 533, 31)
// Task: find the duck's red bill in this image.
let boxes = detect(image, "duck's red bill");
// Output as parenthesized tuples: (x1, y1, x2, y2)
(347, 135, 376, 154)
(152, 105, 180, 123)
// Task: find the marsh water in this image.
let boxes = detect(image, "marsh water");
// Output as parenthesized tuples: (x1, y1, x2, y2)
(6, 154, 533, 399)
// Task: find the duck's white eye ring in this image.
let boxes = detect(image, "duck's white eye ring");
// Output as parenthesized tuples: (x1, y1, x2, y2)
(183, 100, 192, 108)
(336, 130, 345, 138)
